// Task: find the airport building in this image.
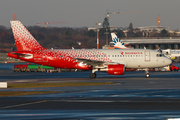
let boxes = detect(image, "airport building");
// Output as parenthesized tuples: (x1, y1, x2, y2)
(90, 15, 180, 50)
(136, 26, 169, 32)
(123, 26, 170, 37)
(121, 38, 180, 49)
(89, 25, 180, 49)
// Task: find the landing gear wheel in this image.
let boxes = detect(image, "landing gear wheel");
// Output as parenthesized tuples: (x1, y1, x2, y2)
(145, 73, 149, 78)
(90, 73, 96, 78)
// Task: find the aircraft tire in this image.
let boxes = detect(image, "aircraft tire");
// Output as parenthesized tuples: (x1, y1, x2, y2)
(90, 73, 96, 78)
(145, 73, 149, 78)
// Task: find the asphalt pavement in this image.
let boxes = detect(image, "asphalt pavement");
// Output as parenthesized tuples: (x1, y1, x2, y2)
(0, 69, 180, 119)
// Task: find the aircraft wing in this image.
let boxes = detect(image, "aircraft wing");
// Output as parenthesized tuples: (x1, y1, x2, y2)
(75, 58, 119, 68)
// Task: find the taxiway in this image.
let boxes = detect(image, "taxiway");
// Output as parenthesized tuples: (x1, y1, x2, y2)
(0, 69, 180, 119)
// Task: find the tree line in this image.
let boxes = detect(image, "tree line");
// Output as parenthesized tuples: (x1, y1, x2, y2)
(0, 23, 179, 52)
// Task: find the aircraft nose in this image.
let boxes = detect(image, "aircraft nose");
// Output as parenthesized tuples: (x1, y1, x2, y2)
(166, 58, 172, 65)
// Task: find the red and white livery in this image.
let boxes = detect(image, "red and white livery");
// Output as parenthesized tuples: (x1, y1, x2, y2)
(8, 20, 172, 78)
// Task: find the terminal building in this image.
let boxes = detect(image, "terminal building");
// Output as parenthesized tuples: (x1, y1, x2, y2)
(89, 27, 180, 50)
(90, 15, 180, 50)
(121, 38, 180, 49)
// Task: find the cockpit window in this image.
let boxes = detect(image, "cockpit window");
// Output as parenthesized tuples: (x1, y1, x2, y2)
(162, 54, 165, 57)
(156, 53, 165, 57)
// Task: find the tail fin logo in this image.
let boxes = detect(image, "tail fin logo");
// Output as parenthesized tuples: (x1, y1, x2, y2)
(112, 37, 125, 46)
(111, 33, 129, 49)
(10, 21, 45, 51)
(120, 52, 124, 55)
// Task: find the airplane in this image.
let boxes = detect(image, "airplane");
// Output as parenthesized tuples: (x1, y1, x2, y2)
(8, 20, 172, 78)
(111, 33, 130, 49)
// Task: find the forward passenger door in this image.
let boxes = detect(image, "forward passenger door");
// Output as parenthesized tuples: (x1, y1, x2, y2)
(144, 51, 150, 62)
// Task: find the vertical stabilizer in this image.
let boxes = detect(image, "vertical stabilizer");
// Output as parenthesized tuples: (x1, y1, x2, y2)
(10, 21, 45, 51)
(111, 33, 129, 49)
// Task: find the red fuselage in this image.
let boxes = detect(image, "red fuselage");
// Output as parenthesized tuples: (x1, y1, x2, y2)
(8, 49, 104, 70)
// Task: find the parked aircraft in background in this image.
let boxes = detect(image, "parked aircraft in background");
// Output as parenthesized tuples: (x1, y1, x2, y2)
(111, 33, 129, 49)
(8, 20, 172, 78)
(111, 33, 165, 53)
(161, 49, 180, 60)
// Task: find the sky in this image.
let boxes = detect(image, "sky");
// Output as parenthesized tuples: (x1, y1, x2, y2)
(0, 0, 180, 30)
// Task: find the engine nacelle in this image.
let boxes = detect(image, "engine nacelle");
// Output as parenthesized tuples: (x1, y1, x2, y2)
(108, 64, 125, 75)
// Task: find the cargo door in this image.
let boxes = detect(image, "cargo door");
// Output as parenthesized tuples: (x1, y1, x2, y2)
(144, 51, 150, 62)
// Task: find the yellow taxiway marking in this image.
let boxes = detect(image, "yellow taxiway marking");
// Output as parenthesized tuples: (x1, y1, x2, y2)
(0, 100, 48, 109)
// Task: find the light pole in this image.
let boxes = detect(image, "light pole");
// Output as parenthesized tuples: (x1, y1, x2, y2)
(95, 22, 101, 49)
(104, 28, 109, 45)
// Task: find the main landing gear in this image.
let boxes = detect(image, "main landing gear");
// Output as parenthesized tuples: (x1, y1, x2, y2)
(145, 68, 149, 78)
(90, 68, 150, 78)
(90, 73, 96, 78)
(90, 69, 97, 78)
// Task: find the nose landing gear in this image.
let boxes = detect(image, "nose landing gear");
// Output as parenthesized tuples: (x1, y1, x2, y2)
(145, 68, 149, 78)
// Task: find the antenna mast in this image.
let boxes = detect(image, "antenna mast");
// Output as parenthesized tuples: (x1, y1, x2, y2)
(13, 14, 16, 21)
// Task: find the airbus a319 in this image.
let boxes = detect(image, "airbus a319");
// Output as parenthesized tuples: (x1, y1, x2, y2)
(8, 20, 172, 78)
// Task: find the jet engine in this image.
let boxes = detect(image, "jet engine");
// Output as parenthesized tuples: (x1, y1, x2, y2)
(107, 64, 125, 75)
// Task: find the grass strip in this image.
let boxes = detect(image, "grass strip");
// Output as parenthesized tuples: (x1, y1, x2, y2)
(8, 82, 115, 88)
(0, 91, 61, 97)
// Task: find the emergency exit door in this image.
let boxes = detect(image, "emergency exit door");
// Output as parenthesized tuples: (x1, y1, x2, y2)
(144, 51, 150, 62)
